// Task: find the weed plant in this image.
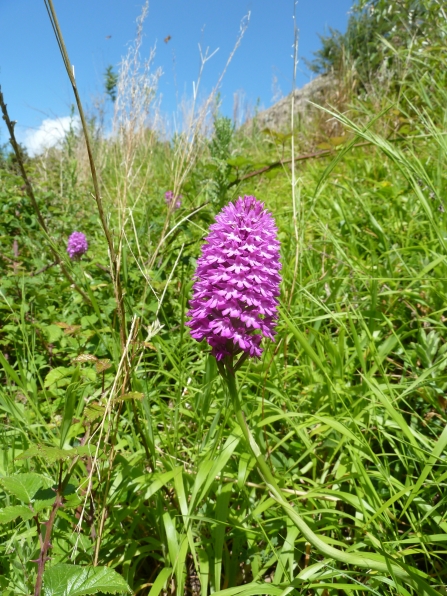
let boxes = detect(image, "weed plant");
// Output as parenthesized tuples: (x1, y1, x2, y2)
(0, 2, 447, 595)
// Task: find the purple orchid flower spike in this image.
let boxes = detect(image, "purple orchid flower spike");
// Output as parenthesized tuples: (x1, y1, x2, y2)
(67, 231, 88, 260)
(186, 195, 281, 364)
(165, 190, 182, 210)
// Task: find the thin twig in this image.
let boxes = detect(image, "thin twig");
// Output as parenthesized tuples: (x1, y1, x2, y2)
(229, 134, 421, 187)
(288, 1, 300, 308)
(32, 261, 58, 277)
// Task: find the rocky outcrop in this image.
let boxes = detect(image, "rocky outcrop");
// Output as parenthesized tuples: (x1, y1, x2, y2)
(245, 74, 336, 133)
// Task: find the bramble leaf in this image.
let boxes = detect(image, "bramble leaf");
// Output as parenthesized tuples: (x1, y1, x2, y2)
(42, 564, 131, 596)
(0, 473, 53, 503)
(112, 391, 144, 402)
(95, 359, 112, 373)
(16, 444, 101, 463)
(84, 403, 106, 422)
(0, 505, 34, 523)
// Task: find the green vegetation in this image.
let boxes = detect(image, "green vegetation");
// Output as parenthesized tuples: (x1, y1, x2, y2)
(309, 0, 446, 88)
(1, 0, 447, 594)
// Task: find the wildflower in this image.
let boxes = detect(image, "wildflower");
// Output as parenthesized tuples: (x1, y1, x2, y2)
(187, 195, 281, 360)
(67, 231, 88, 260)
(165, 190, 182, 210)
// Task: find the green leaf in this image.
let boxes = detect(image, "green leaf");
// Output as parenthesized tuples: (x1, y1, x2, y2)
(84, 403, 106, 422)
(17, 444, 101, 464)
(226, 156, 253, 167)
(0, 473, 53, 503)
(0, 505, 34, 523)
(148, 567, 172, 596)
(43, 324, 64, 343)
(44, 367, 76, 388)
(43, 564, 131, 596)
(211, 583, 284, 596)
(60, 367, 81, 447)
(112, 391, 144, 402)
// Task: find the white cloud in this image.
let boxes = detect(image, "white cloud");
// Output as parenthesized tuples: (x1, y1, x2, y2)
(23, 115, 80, 156)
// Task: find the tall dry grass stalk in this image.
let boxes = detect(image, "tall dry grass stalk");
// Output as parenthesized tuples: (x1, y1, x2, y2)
(109, 0, 162, 223)
(232, 88, 254, 128)
(289, 1, 301, 306)
(171, 13, 250, 191)
(101, 0, 163, 325)
(37, 4, 252, 566)
(147, 12, 251, 270)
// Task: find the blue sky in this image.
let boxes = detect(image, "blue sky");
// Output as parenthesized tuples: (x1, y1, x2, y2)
(0, 0, 353, 154)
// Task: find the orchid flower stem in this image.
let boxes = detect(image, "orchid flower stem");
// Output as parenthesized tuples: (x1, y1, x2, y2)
(223, 365, 422, 586)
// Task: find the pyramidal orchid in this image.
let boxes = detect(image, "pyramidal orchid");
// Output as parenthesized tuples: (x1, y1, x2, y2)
(165, 190, 182, 210)
(67, 231, 88, 260)
(187, 195, 281, 364)
(185, 196, 407, 574)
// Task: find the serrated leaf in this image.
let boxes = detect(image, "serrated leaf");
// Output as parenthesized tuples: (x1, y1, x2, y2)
(16, 445, 72, 463)
(43, 324, 64, 343)
(54, 323, 82, 335)
(40, 445, 76, 463)
(0, 473, 53, 503)
(95, 359, 112, 373)
(43, 563, 131, 596)
(72, 354, 98, 364)
(226, 156, 253, 167)
(0, 505, 34, 523)
(33, 492, 57, 512)
(33, 483, 77, 513)
(73, 445, 100, 458)
(16, 445, 40, 460)
(112, 391, 144, 402)
(84, 404, 106, 422)
(16, 444, 100, 463)
(63, 493, 83, 509)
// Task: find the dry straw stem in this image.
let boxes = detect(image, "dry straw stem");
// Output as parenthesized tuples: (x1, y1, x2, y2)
(73, 316, 140, 563)
(44, 0, 127, 351)
(289, 0, 301, 307)
(148, 12, 251, 270)
(106, 1, 162, 306)
(111, 0, 162, 220)
(0, 87, 91, 305)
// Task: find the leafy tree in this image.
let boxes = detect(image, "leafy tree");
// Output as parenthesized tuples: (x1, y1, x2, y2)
(104, 64, 118, 102)
(309, 0, 446, 86)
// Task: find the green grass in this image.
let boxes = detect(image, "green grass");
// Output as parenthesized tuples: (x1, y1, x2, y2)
(1, 19, 447, 596)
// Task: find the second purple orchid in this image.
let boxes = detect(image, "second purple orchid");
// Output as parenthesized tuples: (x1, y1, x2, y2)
(165, 190, 182, 210)
(67, 231, 88, 260)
